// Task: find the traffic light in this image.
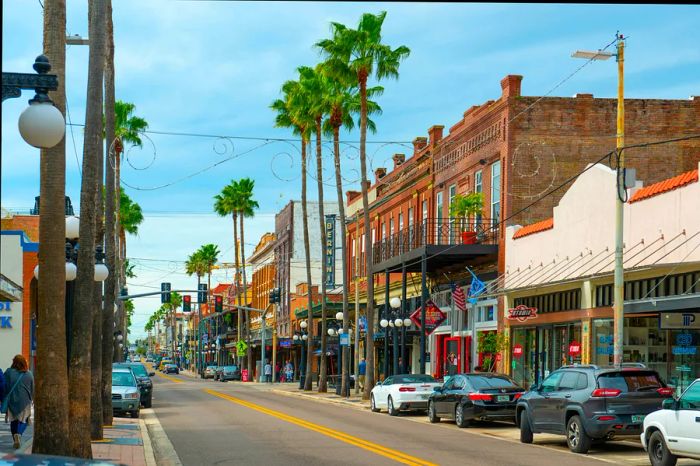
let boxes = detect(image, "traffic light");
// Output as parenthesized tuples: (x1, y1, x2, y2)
(198, 284, 208, 304)
(161, 282, 171, 304)
(214, 295, 223, 313)
(183, 295, 191, 313)
(269, 287, 281, 304)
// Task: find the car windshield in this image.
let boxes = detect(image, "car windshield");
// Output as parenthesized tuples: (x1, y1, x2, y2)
(597, 371, 662, 392)
(112, 371, 136, 387)
(467, 375, 518, 389)
(129, 364, 148, 377)
(393, 375, 436, 384)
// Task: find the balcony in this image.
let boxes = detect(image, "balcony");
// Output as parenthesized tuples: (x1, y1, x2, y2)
(372, 218, 499, 272)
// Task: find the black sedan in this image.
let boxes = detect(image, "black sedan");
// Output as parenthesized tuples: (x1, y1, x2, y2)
(428, 373, 525, 427)
(164, 364, 179, 374)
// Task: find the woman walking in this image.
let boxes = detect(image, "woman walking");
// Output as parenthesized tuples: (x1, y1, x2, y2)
(3, 355, 34, 449)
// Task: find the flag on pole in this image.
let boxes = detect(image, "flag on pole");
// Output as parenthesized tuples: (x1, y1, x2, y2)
(451, 283, 467, 312)
(466, 267, 486, 304)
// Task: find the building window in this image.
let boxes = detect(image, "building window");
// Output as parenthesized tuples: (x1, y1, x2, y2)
(381, 222, 386, 240)
(436, 191, 443, 244)
(490, 161, 500, 224)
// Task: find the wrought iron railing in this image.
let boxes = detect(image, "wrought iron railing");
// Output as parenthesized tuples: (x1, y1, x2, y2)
(373, 218, 498, 265)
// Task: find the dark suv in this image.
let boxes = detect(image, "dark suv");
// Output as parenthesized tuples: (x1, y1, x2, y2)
(516, 365, 674, 453)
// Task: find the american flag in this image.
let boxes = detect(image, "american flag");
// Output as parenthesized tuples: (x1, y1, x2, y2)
(452, 283, 467, 312)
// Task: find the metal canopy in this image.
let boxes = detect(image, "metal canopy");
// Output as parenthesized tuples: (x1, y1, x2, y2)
(373, 243, 498, 273)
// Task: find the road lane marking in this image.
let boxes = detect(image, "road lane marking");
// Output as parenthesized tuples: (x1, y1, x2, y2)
(205, 388, 437, 466)
(156, 372, 183, 383)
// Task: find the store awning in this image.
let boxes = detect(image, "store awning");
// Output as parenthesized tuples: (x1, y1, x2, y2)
(624, 292, 700, 314)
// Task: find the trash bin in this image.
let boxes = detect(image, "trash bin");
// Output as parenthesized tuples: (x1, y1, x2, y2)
(241, 369, 249, 382)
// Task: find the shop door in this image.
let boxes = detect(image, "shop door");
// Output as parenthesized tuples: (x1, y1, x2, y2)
(512, 328, 536, 389)
(537, 327, 553, 385)
(443, 337, 462, 376)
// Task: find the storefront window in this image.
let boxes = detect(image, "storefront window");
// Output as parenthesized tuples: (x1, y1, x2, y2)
(511, 328, 536, 389)
(592, 319, 614, 366)
(669, 330, 699, 395)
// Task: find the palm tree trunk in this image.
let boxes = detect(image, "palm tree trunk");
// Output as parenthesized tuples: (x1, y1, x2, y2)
(302, 138, 314, 391)
(101, 0, 116, 425)
(90, 79, 106, 440)
(332, 123, 350, 397)
(70, 0, 106, 457)
(33, 0, 70, 455)
(240, 213, 252, 376)
(315, 118, 328, 393)
(115, 227, 126, 362)
(359, 74, 375, 400)
(232, 212, 242, 368)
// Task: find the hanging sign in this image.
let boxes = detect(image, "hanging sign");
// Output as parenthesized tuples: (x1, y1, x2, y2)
(410, 300, 447, 335)
(513, 344, 523, 358)
(568, 341, 581, 356)
(325, 214, 336, 289)
(507, 305, 538, 322)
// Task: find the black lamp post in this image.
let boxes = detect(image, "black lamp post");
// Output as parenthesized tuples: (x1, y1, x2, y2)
(294, 322, 309, 389)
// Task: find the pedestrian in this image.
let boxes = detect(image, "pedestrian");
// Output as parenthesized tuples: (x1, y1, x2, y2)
(264, 360, 272, 383)
(275, 361, 282, 383)
(284, 360, 294, 383)
(358, 358, 366, 390)
(2, 355, 34, 450)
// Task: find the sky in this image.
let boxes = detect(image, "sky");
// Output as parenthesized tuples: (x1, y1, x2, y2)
(3, 2, 699, 339)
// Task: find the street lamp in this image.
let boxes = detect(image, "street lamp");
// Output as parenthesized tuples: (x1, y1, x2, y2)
(3, 55, 65, 148)
(572, 32, 625, 368)
(294, 328, 309, 389)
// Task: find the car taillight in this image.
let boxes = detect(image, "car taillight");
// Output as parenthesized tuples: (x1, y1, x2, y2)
(514, 393, 523, 400)
(656, 387, 674, 396)
(596, 415, 616, 421)
(468, 393, 493, 401)
(591, 388, 622, 397)
(399, 386, 416, 392)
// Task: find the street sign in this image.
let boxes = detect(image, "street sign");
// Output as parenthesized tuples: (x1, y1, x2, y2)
(339, 333, 350, 346)
(236, 340, 248, 357)
(410, 300, 447, 335)
(202, 334, 209, 343)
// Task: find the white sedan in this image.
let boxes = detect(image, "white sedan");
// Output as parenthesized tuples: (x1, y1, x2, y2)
(641, 378, 700, 466)
(370, 374, 442, 416)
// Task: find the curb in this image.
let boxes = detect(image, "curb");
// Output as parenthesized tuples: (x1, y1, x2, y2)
(139, 418, 157, 466)
(142, 409, 182, 466)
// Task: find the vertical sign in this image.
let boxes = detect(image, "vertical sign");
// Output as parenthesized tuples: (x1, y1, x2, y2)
(325, 214, 336, 288)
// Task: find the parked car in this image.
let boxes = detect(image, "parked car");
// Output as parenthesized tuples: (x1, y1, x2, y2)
(216, 365, 241, 381)
(133, 356, 142, 362)
(517, 365, 674, 454)
(428, 373, 525, 427)
(164, 363, 179, 374)
(641, 378, 700, 466)
(204, 365, 218, 379)
(158, 359, 173, 371)
(370, 374, 441, 415)
(113, 362, 154, 408)
(112, 368, 141, 418)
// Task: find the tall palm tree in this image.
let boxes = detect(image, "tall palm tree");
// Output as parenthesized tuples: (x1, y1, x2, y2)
(214, 182, 241, 363)
(33, 0, 70, 456)
(271, 81, 315, 391)
(165, 292, 182, 359)
(186, 250, 208, 373)
(198, 244, 221, 297)
(231, 178, 259, 373)
(296, 65, 331, 392)
(319, 63, 383, 396)
(69, 0, 106, 457)
(317, 11, 410, 398)
(102, 0, 117, 427)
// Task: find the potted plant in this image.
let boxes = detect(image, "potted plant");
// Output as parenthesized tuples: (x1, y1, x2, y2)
(448, 192, 484, 244)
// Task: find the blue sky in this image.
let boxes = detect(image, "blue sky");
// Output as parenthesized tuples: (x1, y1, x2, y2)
(3, 2, 699, 338)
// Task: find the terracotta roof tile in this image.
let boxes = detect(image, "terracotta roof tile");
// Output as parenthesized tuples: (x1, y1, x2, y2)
(629, 169, 698, 203)
(513, 217, 554, 239)
(212, 283, 231, 294)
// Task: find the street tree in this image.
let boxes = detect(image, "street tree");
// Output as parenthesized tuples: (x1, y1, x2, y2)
(317, 11, 410, 398)
(272, 79, 315, 391)
(32, 0, 70, 455)
(70, 0, 107, 457)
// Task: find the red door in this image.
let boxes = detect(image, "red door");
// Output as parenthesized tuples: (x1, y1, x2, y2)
(443, 337, 462, 376)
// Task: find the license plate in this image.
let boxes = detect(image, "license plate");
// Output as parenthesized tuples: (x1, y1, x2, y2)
(497, 395, 510, 402)
(631, 415, 645, 424)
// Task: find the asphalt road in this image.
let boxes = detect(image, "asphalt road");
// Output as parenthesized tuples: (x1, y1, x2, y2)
(149, 372, 609, 466)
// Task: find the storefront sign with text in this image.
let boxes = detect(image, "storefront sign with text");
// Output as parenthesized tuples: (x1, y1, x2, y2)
(410, 300, 447, 335)
(569, 341, 581, 356)
(512, 344, 523, 358)
(507, 305, 538, 322)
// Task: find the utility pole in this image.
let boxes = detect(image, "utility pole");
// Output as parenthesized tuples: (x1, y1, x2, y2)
(613, 35, 625, 368)
(353, 216, 361, 395)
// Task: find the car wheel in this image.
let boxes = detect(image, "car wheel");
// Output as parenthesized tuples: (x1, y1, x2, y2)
(370, 394, 380, 413)
(428, 401, 441, 423)
(566, 415, 592, 454)
(387, 396, 399, 416)
(519, 412, 533, 444)
(131, 410, 140, 419)
(455, 404, 470, 428)
(143, 397, 152, 409)
(648, 431, 678, 466)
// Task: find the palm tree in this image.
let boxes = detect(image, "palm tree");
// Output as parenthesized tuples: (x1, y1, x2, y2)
(101, 0, 117, 428)
(271, 80, 315, 391)
(317, 11, 410, 398)
(319, 62, 383, 396)
(231, 178, 259, 373)
(164, 292, 182, 359)
(112, 100, 148, 207)
(198, 244, 221, 298)
(69, 0, 107, 457)
(186, 250, 208, 373)
(33, 0, 71, 456)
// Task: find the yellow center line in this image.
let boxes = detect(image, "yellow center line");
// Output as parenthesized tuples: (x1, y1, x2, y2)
(156, 372, 183, 383)
(205, 388, 437, 466)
